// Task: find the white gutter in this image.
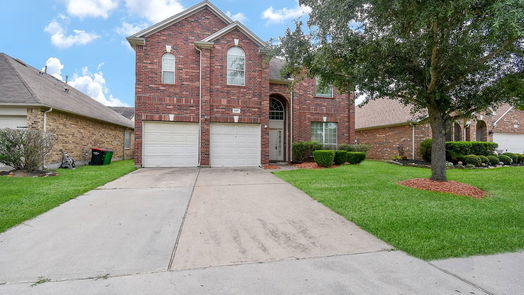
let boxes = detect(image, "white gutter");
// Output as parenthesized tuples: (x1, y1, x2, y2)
(196, 47, 203, 166)
(493, 106, 514, 127)
(288, 80, 294, 161)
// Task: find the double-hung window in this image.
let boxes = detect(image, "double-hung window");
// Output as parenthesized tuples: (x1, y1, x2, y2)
(124, 130, 131, 149)
(227, 47, 245, 85)
(315, 77, 333, 97)
(311, 122, 337, 149)
(162, 53, 175, 84)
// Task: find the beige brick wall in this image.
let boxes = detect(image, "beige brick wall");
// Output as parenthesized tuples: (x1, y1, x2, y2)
(27, 108, 134, 166)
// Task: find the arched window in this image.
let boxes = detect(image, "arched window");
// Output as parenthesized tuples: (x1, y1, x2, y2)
(162, 53, 175, 84)
(227, 47, 245, 85)
(269, 98, 284, 120)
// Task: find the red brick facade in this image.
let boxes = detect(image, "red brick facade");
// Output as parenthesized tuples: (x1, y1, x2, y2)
(132, 5, 355, 166)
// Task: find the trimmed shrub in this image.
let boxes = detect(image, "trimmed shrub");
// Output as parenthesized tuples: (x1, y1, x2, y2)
(420, 138, 432, 162)
(519, 154, 524, 164)
(487, 155, 499, 166)
(446, 141, 498, 156)
(498, 154, 513, 165)
(338, 144, 370, 153)
(346, 152, 366, 164)
(501, 153, 519, 164)
(333, 150, 347, 165)
(478, 155, 489, 165)
(464, 155, 482, 167)
(313, 150, 335, 167)
(292, 141, 322, 162)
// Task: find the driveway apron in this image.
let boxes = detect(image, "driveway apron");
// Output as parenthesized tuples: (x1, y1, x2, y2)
(171, 168, 392, 270)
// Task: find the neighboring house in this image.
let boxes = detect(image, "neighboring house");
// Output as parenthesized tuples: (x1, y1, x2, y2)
(110, 107, 135, 122)
(0, 53, 135, 168)
(127, 1, 355, 168)
(355, 99, 524, 160)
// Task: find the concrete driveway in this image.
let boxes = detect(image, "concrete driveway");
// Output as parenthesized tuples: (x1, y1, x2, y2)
(0, 167, 510, 294)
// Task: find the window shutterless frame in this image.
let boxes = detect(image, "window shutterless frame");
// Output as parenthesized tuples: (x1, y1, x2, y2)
(161, 53, 175, 84)
(311, 122, 337, 149)
(315, 77, 333, 98)
(227, 47, 245, 86)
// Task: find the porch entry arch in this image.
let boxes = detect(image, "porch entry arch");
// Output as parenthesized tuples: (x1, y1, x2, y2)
(269, 95, 287, 161)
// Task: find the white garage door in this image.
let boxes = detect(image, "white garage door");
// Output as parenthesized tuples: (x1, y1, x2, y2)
(210, 123, 261, 167)
(143, 122, 199, 167)
(493, 133, 524, 154)
(0, 116, 27, 129)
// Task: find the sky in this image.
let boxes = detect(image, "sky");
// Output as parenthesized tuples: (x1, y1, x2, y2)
(0, 0, 311, 107)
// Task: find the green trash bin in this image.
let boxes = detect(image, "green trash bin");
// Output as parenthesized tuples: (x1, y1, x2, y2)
(102, 150, 113, 165)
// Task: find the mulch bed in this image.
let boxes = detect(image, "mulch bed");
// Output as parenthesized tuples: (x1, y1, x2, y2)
(398, 178, 486, 198)
(290, 162, 341, 169)
(0, 170, 59, 177)
(263, 164, 281, 170)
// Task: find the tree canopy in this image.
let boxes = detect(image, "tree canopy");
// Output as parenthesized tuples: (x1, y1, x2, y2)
(278, 0, 523, 181)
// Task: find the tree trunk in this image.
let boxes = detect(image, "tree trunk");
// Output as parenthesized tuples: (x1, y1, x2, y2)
(428, 108, 448, 182)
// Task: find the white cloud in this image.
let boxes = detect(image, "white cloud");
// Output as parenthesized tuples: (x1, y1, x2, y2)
(65, 0, 118, 18)
(43, 57, 64, 81)
(226, 11, 247, 23)
(262, 2, 311, 24)
(44, 20, 99, 48)
(41, 57, 127, 106)
(116, 21, 149, 37)
(124, 0, 184, 23)
(69, 67, 128, 106)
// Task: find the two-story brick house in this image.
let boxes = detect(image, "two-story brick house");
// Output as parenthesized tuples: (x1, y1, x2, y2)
(128, 1, 355, 167)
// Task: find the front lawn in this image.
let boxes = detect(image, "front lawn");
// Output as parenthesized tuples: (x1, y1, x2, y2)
(0, 160, 136, 233)
(274, 161, 524, 260)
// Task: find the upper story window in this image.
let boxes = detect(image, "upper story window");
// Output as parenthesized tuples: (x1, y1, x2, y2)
(227, 47, 245, 86)
(162, 53, 175, 84)
(315, 77, 333, 97)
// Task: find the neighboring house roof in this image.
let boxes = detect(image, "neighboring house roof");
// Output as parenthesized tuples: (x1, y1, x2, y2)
(0, 53, 134, 129)
(110, 107, 135, 120)
(356, 99, 423, 130)
(269, 57, 289, 83)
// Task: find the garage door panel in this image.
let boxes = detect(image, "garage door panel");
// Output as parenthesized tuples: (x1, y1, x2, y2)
(493, 133, 524, 154)
(143, 122, 199, 167)
(210, 123, 261, 167)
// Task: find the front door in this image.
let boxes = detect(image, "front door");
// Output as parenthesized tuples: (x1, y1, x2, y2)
(269, 120, 284, 161)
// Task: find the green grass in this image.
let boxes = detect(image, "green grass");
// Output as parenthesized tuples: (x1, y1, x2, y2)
(274, 161, 524, 260)
(0, 160, 136, 233)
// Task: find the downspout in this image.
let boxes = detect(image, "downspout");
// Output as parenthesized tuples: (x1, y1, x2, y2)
(412, 123, 415, 160)
(196, 47, 203, 166)
(43, 107, 53, 132)
(43, 107, 53, 169)
(289, 85, 293, 162)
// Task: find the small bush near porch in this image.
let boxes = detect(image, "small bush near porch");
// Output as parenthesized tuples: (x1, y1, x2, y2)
(0, 160, 136, 233)
(275, 161, 524, 260)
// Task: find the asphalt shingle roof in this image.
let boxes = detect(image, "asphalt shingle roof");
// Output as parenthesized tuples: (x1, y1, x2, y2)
(110, 107, 135, 120)
(0, 53, 134, 129)
(356, 99, 423, 129)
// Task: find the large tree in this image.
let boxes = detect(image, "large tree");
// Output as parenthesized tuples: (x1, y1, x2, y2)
(278, 0, 523, 181)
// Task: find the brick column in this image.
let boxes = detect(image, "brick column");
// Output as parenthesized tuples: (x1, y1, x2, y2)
(134, 45, 144, 167)
(199, 47, 212, 166)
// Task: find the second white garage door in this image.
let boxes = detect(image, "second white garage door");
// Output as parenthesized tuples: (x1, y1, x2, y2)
(210, 123, 261, 167)
(143, 122, 199, 167)
(493, 133, 524, 154)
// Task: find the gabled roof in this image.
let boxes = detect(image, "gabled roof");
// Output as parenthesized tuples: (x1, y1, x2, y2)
(128, 1, 233, 41)
(269, 57, 289, 82)
(356, 99, 425, 130)
(0, 53, 134, 129)
(110, 107, 135, 120)
(201, 22, 268, 48)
